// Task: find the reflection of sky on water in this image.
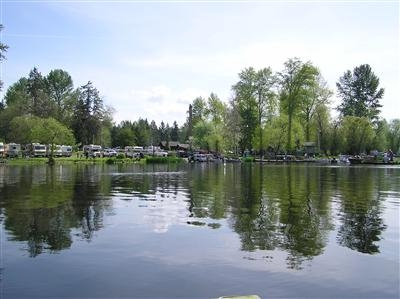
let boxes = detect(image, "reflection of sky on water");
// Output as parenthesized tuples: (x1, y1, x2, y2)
(1, 164, 399, 299)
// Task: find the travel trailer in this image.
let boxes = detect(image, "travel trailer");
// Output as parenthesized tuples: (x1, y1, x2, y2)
(61, 145, 73, 157)
(83, 144, 102, 158)
(47, 144, 63, 157)
(5, 143, 21, 158)
(25, 143, 47, 157)
(125, 146, 143, 158)
(0, 142, 4, 157)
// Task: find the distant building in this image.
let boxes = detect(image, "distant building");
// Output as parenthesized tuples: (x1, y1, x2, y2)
(303, 142, 317, 155)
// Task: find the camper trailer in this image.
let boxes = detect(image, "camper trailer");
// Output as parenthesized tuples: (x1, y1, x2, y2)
(0, 142, 4, 157)
(5, 143, 21, 158)
(25, 143, 47, 157)
(83, 144, 102, 158)
(61, 145, 73, 157)
(47, 144, 63, 157)
(125, 146, 143, 158)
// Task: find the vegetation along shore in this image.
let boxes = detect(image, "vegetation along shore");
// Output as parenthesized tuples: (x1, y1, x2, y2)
(0, 26, 399, 161)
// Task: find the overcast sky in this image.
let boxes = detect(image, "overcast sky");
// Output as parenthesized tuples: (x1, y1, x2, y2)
(1, 0, 398, 126)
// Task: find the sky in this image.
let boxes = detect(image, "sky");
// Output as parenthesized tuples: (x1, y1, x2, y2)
(1, 0, 399, 126)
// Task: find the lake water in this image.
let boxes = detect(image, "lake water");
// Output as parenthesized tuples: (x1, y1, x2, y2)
(0, 163, 399, 299)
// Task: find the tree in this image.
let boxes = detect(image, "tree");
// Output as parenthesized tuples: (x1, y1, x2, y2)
(170, 121, 179, 141)
(313, 103, 331, 155)
(264, 115, 289, 155)
(205, 93, 226, 126)
(31, 117, 75, 161)
(133, 118, 150, 146)
(371, 119, 389, 152)
(111, 121, 134, 147)
(340, 116, 374, 155)
(27, 67, 55, 118)
(9, 115, 42, 144)
(232, 68, 258, 153)
(191, 97, 207, 126)
(223, 99, 242, 155)
(233, 68, 277, 155)
(0, 78, 31, 140)
(149, 120, 160, 145)
(388, 119, 400, 154)
(336, 64, 384, 121)
(193, 121, 213, 150)
(9, 116, 74, 149)
(0, 25, 8, 91)
(72, 81, 104, 145)
(45, 69, 75, 124)
(279, 58, 319, 152)
(299, 74, 332, 141)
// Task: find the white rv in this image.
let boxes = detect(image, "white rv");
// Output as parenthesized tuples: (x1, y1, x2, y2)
(61, 145, 73, 157)
(5, 143, 21, 158)
(26, 143, 47, 157)
(0, 142, 4, 157)
(83, 144, 102, 158)
(47, 144, 63, 157)
(125, 146, 143, 158)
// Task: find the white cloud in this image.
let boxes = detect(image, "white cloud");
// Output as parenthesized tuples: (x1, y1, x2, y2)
(113, 85, 209, 125)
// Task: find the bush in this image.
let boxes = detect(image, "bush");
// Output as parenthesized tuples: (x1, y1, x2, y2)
(145, 156, 183, 164)
(105, 157, 116, 164)
(116, 153, 125, 159)
(242, 156, 255, 163)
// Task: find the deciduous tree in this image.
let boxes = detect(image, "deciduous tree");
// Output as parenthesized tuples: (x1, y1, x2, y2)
(278, 58, 318, 151)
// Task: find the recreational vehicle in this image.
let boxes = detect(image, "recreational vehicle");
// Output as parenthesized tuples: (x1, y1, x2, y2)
(26, 143, 47, 157)
(61, 145, 73, 157)
(5, 143, 21, 158)
(83, 144, 102, 158)
(47, 144, 63, 157)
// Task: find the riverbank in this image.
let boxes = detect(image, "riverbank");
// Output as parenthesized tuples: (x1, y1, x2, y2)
(0, 156, 186, 165)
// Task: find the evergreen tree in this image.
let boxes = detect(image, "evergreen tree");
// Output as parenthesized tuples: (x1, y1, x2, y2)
(336, 64, 384, 121)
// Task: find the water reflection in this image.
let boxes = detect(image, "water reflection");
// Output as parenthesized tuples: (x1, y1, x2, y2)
(0, 163, 398, 265)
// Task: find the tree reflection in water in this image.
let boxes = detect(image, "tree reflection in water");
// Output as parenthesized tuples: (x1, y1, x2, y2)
(0, 163, 393, 265)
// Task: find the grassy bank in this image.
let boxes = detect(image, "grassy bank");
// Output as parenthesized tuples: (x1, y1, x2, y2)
(1, 155, 186, 165)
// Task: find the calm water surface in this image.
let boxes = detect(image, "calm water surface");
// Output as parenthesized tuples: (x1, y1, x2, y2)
(0, 163, 399, 299)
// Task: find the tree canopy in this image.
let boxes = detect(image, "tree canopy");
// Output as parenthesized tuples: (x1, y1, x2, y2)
(336, 64, 384, 121)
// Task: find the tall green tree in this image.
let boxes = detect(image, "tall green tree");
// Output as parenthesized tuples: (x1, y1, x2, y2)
(149, 120, 160, 145)
(233, 68, 277, 155)
(45, 69, 75, 124)
(0, 78, 31, 140)
(388, 119, 400, 154)
(9, 115, 41, 144)
(278, 58, 319, 151)
(223, 100, 242, 155)
(170, 121, 179, 141)
(111, 121, 134, 147)
(133, 118, 150, 146)
(336, 64, 384, 121)
(191, 97, 207, 126)
(72, 81, 104, 145)
(27, 67, 55, 118)
(31, 117, 75, 159)
(340, 116, 374, 155)
(232, 68, 258, 153)
(299, 74, 332, 141)
(205, 93, 226, 126)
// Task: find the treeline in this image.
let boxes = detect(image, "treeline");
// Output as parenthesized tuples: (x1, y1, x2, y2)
(184, 59, 400, 156)
(0, 68, 112, 146)
(0, 67, 186, 148)
(0, 28, 399, 156)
